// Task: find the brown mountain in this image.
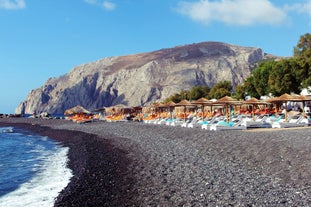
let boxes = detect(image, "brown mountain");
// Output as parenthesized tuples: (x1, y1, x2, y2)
(15, 41, 277, 114)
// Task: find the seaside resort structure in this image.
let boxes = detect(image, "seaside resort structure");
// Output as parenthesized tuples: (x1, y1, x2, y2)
(64, 93, 311, 130)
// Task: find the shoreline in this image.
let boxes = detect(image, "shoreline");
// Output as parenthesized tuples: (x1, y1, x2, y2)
(0, 119, 137, 206)
(1, 118, 311, 206)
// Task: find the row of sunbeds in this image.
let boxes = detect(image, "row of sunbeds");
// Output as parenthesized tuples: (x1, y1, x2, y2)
(142, 112, 311, 131)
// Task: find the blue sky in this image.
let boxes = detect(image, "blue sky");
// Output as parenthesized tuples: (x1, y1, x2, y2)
(0, 0, 310, 113)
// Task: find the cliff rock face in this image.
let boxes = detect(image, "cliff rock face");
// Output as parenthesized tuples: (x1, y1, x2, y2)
(15, 42, 274, 114)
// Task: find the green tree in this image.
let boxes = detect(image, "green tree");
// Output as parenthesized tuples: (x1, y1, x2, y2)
(233, 84, 245, 100)
(268, 59, 301, 95)
(243, 76, 260, 98)
(164, 93, 182, 103)
(180, 90, 190, 100)
(294, 33, 311, 59)
(244, 57, 303, 97)
(294, 33, 311, 88)
(188, 86, 210, 100)
(164, 89, 190, 103)
(242, 33, 311, 97)
(252, 61, 274, 96)
(208, 81, 232, 99)
(164, 85, 210, 103)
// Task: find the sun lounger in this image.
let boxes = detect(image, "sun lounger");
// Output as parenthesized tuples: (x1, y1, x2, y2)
(156, 118, 167, 125)
(209, 120, 246, 131)
(188, 120, 204, 128)
(170, 120, 184, 126)
(204, 115, 247, 131)
(181, 121, 188, 128)
(242, 115, 272, 128)
(186, 117, 203, 128)
(165, 118, 175, 126)
(201, 120, 211, 130)
(244, 121, 272, 128)
(201, 116, 224, 130)
(271, 115, 307, 128)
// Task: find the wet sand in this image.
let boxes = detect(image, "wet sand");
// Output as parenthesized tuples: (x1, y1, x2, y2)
(1, 118, 311, 206)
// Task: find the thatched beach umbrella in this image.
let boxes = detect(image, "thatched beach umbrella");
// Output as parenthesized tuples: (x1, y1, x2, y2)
(166, 100, 177, 107)
(175, 99, 195, 121)
(192, 97, 213, 118)
(242, 97, 270, 120)
(156, 101, 176, 118)
(64, 105, 91, 115)
(267, 93, 308, 120)
(290, 94, 311, 103)
(291, 94, 311, 116)
(214, 96, 240, 105)
(142, 103, 159, 114)
(243, 97, 265, 105)
(166, 101, 177, 118)
(214, 96, 241, 122)
(277, 93, 302, 102)
(175, 99, 193, 106)
(106, 104, 133, 115)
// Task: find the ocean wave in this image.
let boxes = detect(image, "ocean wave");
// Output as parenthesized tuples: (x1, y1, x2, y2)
(1, 127, 13, 133)
(0, 143, 72, 207)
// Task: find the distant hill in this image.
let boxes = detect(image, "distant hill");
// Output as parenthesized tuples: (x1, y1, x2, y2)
(15, 41, 279, 114)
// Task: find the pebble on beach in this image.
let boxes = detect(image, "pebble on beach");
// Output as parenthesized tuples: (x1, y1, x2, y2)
(1, 118, 310, 206)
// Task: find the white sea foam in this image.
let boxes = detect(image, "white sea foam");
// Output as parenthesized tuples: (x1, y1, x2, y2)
(0, 146, 73, 207)
(1, 127, 13, 133)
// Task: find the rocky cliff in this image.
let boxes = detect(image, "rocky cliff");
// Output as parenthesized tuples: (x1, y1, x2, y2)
(15, 41, 275, 114)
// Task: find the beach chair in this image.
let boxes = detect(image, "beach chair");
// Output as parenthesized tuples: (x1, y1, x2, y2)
(271, 114, 307, 128)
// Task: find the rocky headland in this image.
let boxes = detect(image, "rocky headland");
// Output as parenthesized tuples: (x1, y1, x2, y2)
(15, 42, 278, 114)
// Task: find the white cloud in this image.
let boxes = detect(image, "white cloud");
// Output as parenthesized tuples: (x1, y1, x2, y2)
(285, 0, 311, 16)
(102, 1, 115, 11)
(0, 0, 25, 10)
(176, 0, 287, 26)
(283, 0, 311, 26)
(84, 0, 116, 11)
(84, 0, 97, 4)
(304, 1, 311, 16)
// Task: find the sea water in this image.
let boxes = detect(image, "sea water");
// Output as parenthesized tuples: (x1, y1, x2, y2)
(0, 127, 73, 207)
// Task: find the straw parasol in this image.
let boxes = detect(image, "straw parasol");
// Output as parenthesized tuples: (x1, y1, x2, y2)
(165, 100, 177, 107)
(175, 99, 193, 107)
(276, 93, 302, 102)
(292, 94, 311, 102)
(105, 104, 127, 115)
(215, 96, 240, 104)
(175, 99, 195, 121)
(156, 101, 176, 118)
(64, 105, 91, 115)
(243, 97, 264, 105)
(267, 93, 310, 120)
(191, 97, 213, 118)
(191, 97, 212, 105)
(160, 101, 176, 111)
(242, 97, 270, 120)
(214, 96, 241, 122)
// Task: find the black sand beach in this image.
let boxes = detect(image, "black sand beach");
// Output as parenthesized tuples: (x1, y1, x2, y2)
(1, 118, 311, 206)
